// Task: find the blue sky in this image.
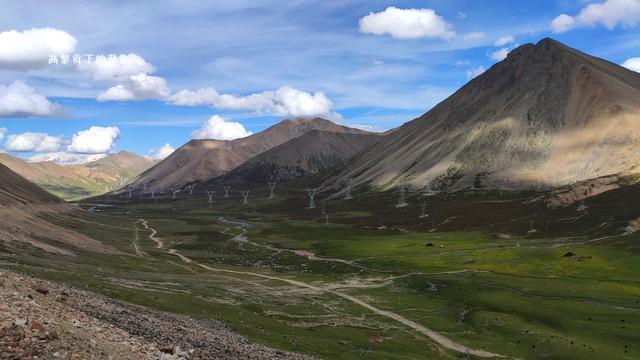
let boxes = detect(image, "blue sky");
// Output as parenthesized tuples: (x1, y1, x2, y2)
(1, 0, 640, 163)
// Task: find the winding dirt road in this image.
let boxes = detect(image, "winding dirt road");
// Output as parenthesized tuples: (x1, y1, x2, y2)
(218, 217, 394, 273)
(138, 218, 502, 358)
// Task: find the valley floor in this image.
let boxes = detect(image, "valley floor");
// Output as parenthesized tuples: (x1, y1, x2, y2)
(2, 185, 640, 359)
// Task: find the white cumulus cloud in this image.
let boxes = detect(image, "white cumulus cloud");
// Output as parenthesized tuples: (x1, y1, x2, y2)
(148, 143, 175, 160)
(170, 85, 340, 119)
(0, 127, 6, 141)
(494, 35, 515, 46)
(490, 47, 510, 61)
(358, 7, 455, 40)
(466, 66, 486, 79)
(77, 53, 155, 82)
(67, 126, 120, 154)
(0, 27, 77, 69)
(622, 57, 640, 72)
(191, 115, 253, 141)
(551, 14, 577, 33)
(97, 73, 170, 102)
(28, 152, 107, 165)
(551, 0, 640, 33)
(4, 132, 64, 152)
(0, 81, 63, 118)
(81, 53, 170, 102)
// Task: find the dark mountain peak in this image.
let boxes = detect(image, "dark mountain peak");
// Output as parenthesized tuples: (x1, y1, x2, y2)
(501, 37, 575, 61)
(265, 117, 337, 132)
(331, 38, 640, 190)
(536, 37, 563, 48)
(281, 117, 331, 125)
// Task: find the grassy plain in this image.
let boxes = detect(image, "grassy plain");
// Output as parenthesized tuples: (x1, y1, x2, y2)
(2, 185, 640, 359)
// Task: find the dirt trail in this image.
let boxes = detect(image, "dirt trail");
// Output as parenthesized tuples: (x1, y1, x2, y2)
(140, 219, 163, 249)
(132, 220, 146, 256)
(218, 217, 392, 273)
(142, 218, 502, 358)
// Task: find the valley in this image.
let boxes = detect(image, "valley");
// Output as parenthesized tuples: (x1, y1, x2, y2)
(2, 35, 640, 360)
(3, 183, 639, 359)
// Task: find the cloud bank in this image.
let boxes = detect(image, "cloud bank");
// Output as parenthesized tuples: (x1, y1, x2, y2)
(0, 27, 77, 69)
(4, 132, 64, 152)
(0, 81, 62, 118)
(171, 86, 340, 119)
(551, 0, 640, 33)
(28, 152, 108, 165)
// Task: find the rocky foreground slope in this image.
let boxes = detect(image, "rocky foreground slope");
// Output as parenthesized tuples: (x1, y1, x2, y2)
(0, 268, 311, 359)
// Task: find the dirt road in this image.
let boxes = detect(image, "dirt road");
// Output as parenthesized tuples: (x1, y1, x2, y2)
(140, 218, 503, 358)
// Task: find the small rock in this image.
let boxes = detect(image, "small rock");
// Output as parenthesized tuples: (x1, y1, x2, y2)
(33, 287, 49, 295)
(14, 319, 27, 326)
(30, 321, 44, 332)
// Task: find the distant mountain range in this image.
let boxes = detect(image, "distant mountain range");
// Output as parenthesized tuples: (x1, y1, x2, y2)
(216, 129, 381, 185)
(128, 118, 374, 192)
(0, 151, 155, 200)
(5, 38, 640, 201)
(329, 38, 640, 191)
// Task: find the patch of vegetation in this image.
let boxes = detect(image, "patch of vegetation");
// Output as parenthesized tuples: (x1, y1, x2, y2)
(474, 171, 491, 188)
(432, 165, 465, 190)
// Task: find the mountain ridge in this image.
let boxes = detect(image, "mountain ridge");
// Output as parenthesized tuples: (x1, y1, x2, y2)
(129, 117, 372, 192)
(219, 129, 382, 185)
(328, 38, 640, 191)
(0, 151, 155, 200)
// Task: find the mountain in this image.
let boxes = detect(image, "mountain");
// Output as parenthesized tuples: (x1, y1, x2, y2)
(0, 163, 114, 255)
(0, 151, 155, 200)
(129, 118, 370, 192)
(0, 163, 60, 206)
(220, 130, 381, 184)
(330, 38, 640, 191)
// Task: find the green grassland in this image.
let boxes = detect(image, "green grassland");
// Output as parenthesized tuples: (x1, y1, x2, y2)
(2, 184, 640, 359)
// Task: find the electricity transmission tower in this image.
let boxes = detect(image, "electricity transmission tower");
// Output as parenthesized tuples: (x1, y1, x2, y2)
(206, 190, 215, 207)
(241, 190, 250, 205)
(396, 187, 408, 207)
(307, 188, 318, 209)
(268, 182, 277, 198)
